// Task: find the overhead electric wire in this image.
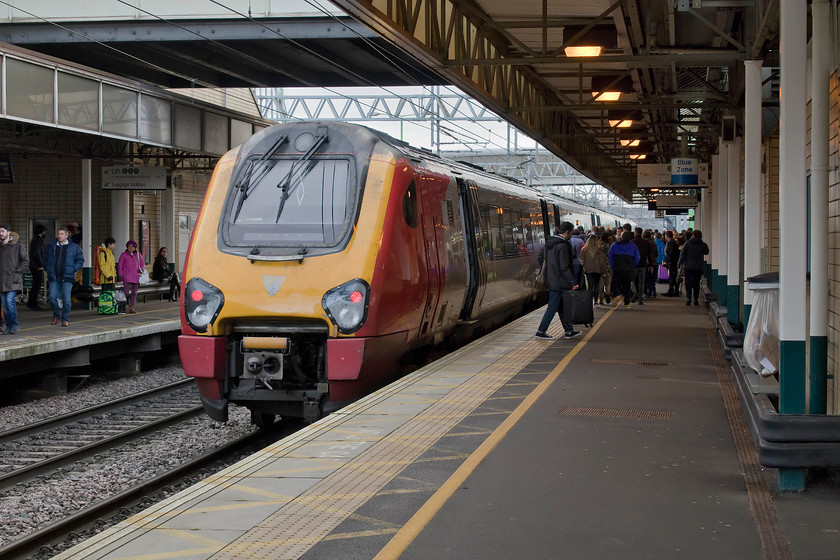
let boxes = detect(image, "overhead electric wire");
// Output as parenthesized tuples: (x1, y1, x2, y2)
(0, 0, 612, 197)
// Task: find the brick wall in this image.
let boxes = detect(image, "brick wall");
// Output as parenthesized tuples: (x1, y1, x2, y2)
(763, 133, 780, 273)
(0, 155, 210, 274)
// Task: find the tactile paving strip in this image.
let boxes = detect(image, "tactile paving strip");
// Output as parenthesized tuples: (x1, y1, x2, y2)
(214, 324, 562, 559)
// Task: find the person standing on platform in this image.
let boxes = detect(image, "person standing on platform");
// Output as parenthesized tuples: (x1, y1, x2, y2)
(67, 221, 82, 245)
(118, 240, 145, 314)
(0, 224, 29, 335)
(663, 230, 681, 297)
(677, 230, 710, 307)
(27, 224, 46, 309)
(98, 237, 117, 292)
(608, 230, 640, 309)
(44, 227, 84, 327)
(534, 221, 581, 341)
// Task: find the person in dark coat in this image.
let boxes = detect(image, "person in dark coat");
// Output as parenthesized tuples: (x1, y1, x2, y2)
(663, 230, 681, 296)
(0, 225, 29, 334)
(534, 221, 582, 340)
(677, 230, 710, 306)
(44, 227, 84, 326)
(608, 230, 640, 309)
(27, 224, 47, 309)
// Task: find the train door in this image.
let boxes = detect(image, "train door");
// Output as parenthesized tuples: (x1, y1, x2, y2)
(457, 177, 486, 321)
(417, 176, 443, 336)
(540, 199, 550, 238)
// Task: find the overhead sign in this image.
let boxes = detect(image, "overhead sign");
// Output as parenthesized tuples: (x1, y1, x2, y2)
(671, 157, 698, 185)
(102, 166, 167, 190)
(637, 162, 709, 189)
(655, 194, 698, 208)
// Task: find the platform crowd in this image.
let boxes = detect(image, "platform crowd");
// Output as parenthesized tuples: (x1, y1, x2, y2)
(534, 222, 709, 340)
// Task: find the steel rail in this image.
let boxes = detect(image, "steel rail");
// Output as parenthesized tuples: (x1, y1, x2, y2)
(0, 429, 269, 560)
(0, 405, 204, 490)
(0, 379, 194, 445)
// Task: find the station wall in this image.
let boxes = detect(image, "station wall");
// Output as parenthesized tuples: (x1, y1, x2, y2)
(0, 153, 209, 273)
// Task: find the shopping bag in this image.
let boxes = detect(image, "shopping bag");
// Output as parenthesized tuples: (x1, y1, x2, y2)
(658, 264, 669, 282)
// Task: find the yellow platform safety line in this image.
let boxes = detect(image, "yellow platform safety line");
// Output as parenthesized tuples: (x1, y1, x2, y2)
(373, 303, 617, 560)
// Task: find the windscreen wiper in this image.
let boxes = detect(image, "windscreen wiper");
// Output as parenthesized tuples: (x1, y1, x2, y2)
(275, 127, 328, 223)
(232, 135, 288, 221)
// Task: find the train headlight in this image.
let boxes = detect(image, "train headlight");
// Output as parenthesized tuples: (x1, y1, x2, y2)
(322, 279, 369, 334)
(184, 277, 225, 333)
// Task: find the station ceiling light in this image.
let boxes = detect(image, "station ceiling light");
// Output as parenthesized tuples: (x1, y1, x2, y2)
(563, 25, 617, 58)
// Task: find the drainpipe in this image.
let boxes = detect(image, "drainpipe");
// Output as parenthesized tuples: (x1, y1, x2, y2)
(743, 60, 762, 327)
(716, 140, 729, 305)
(810, 0, 830, 415)
(727, 138, 742, 327)
(709, 153, 719, 292)
(778, 0, 808, 491)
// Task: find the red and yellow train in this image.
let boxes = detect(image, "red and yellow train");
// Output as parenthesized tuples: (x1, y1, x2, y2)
(178, 122, 628, 426)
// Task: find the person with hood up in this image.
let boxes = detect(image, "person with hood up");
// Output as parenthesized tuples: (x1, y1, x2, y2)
(118, 240, 145, 314)
(44, 227, 84, 327)
(534, 221, 582, 340)
(0, 224, 29, 334)
(608, 230, 640, 309)
(677, 229, 710, 306)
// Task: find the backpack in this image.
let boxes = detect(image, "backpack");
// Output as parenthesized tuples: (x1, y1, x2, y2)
(97, 290, 118, 315)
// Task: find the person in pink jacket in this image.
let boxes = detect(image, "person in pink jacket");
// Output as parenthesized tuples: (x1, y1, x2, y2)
(117, 240, 145, 314)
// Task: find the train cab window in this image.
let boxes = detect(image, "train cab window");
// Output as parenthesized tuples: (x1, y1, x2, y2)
(226, 156, 355, 247)
(402, 181, 418, 228)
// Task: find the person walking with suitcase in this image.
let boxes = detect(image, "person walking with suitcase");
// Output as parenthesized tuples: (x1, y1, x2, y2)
(677, 230, 709, 306)
(534, 221, 582, 341)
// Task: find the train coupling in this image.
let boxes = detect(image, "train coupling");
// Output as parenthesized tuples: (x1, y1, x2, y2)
(303, 397, 322, 423)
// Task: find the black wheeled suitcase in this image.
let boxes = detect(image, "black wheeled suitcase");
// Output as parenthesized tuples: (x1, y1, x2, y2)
(563, 289, 595, 327)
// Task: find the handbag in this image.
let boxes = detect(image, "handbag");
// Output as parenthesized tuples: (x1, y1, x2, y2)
(658, 264, 669, 282)
(138, 270, 150, 284)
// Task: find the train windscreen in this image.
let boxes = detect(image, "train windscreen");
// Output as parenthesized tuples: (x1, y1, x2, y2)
(225, 156, 355, 247)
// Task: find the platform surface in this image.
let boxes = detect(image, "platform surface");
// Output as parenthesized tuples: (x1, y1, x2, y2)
(48, 296, 840, 560)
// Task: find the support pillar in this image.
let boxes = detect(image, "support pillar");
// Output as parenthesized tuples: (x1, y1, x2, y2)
(161, 183, 176, 272)
(81, 159, 92, 285)
(744, 60, 762, 327)
(778, 0, 808, 491)
(111, 190, 130, 255)
(809, 0, 830, 415)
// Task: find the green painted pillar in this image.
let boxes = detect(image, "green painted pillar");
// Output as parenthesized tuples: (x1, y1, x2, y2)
(779, 340, 807, 490)
(810, 336, 828, 415)
(726, 284, 739, 326)
(716, 274, 728, 306)
(743, 304, 752, 329)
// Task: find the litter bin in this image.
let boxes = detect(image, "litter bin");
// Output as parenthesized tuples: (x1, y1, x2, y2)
(743, 271, 779, 377)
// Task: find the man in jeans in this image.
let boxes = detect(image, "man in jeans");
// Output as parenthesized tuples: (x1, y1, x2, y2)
(0, 224, 29, 335)
(535, 221, 582, 340)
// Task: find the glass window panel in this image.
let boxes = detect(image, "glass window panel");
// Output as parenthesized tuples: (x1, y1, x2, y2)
(173, 103, 200, 151)
(140, 95, 171, 145)
(102, 84, 137, 137)
(226, 157, 354, 247)
(203, 112, 229, 155)
(230, 119, 253, 147)
(57, 72, 99, 131)
(6, 58, 54, 123)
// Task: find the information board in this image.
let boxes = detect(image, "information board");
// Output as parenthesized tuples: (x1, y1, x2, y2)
(102, 166, 166, 190)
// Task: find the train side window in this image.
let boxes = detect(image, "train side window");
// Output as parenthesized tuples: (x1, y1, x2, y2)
(402, 181, 418, 228)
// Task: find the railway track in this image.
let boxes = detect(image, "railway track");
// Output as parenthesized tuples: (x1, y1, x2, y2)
(0, 429, 273, 560)
(0, 379, 202, 490)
